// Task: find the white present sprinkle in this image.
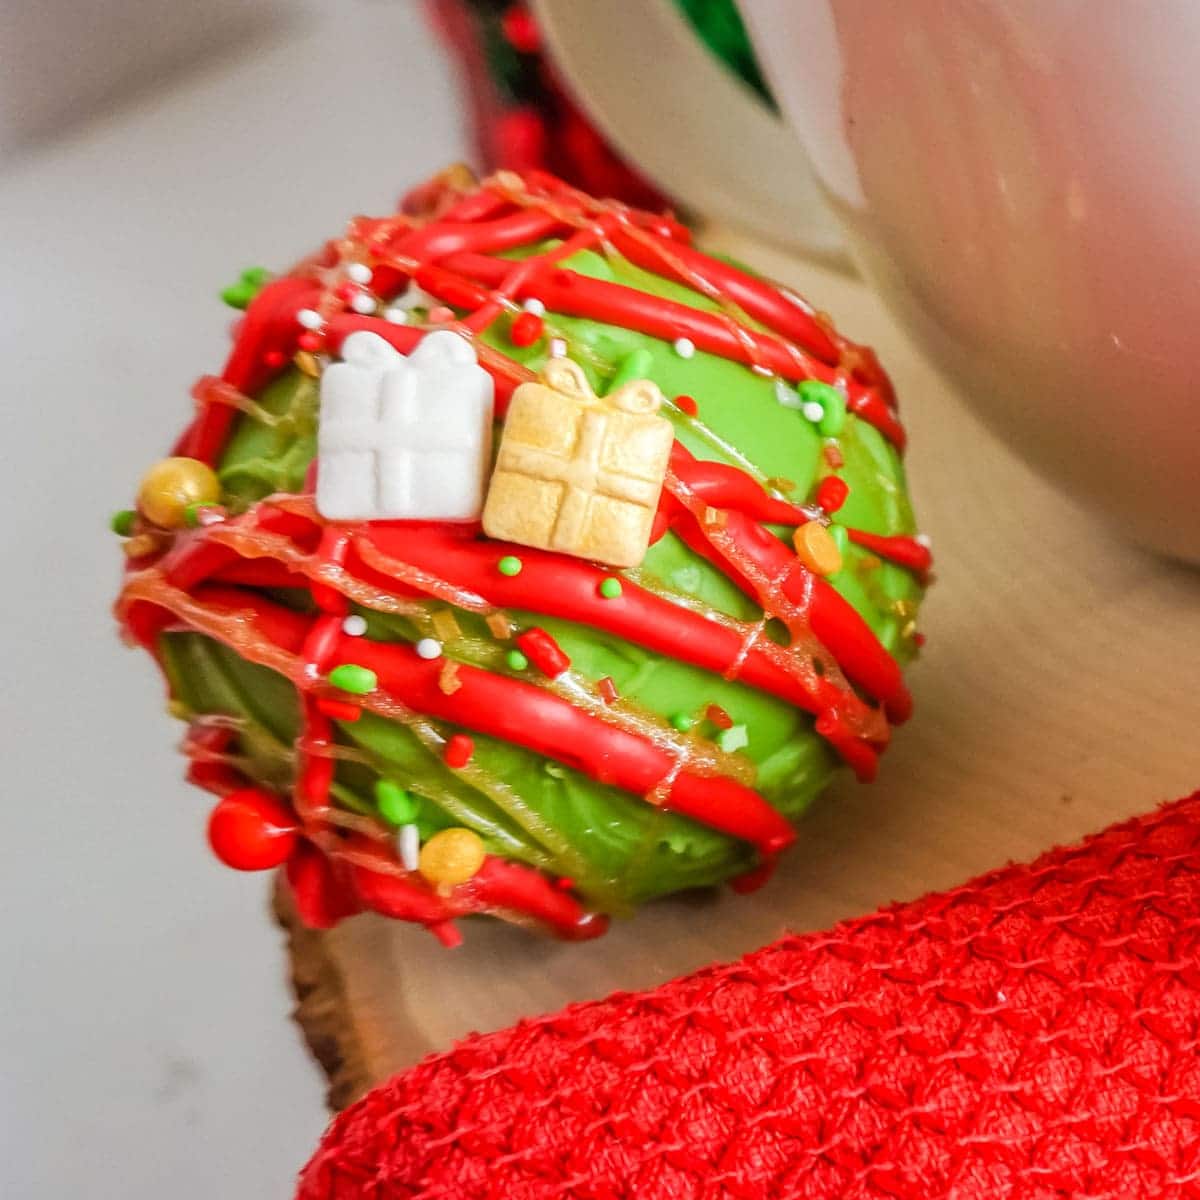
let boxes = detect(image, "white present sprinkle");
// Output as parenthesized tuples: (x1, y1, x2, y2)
(673, 336, 696, 359)
(345, 263, 373, 285)
(382, 306, 408, 324)
(522, 297, 546, 315)
(350, 292, 377, 315)
(802, 401, 825, 423)
(399, 824, 420, 872)
(342, 614, 367, 637)
(415, 637, 442, 660)
(297, 308, 324, 330)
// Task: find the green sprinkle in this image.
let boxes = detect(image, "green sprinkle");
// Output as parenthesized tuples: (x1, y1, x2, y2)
(182, 501, 216, 528)
(598, 576, 623, 599)
(110, 509, 136, 536)
(670, 713, 695, 732)
(328, 663, 377, 694)
(828, 522, 849, 560)
(220, 265, 271, 310)
(497, 555, 523, 577)
(605, 347, 654, 394)
(506, 649, 529, 671)
(374, 779, 418, 826)
(716, 723, 749, 753)
(798, 380, 847, 436)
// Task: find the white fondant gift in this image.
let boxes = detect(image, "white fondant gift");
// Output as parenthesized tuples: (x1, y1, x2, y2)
(316, 330, 494, 521)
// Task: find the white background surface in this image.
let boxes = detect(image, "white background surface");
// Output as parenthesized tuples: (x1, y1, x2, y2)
(0, 5, 470, 1195)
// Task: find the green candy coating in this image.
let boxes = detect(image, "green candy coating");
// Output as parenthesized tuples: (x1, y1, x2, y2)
(163, 236, 925, 915)
(110, 509, 136, 536)
(375, 779, 419, 826)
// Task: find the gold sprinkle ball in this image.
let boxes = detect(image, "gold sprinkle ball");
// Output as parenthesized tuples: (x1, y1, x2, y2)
(418, 827, 486, 887)
(793, 520, 843, 577)
(137, 456, 221, 529)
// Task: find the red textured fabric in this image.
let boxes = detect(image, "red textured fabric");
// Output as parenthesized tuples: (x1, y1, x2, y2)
(298, 792, 1200, 1199)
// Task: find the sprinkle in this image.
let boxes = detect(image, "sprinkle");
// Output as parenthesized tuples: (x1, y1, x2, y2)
(428, 305, 454, 323)
(297, 331, 323, 352)
(816, 476, 849, 513)
(548, 337, 567, 358)
(914, 632, 927, 648)
(598, 576, 623, 599)
(706, 704, 733, 730)
(316, 697, 361, 722)
(506, 649, 529, 671)
(431, 609, 461, 642)
(510, 312, 544, 346)
(419, 825, 485, 883)
(328, 663, 376, 694)
(793, 520, 843, 576)
(774, 380, 804, 409)
(345, 262, 373, 285)
(801, 401, 825, 423)
(375, 778, 417, 824)
(438, 661, 462, 695)
(263, 349, 288, 369)
(828, 522, 850, 560)
(915, 532, 933, 549)
(674, 394, 699, 417)
(110, 509, 136, 536)
(398, 823, 421, 871)
(443, 734, 474, 769)
(516, 627, 570, 678)
(798, 379, 847, 436)
(350, 292, 377, 315)
(823, 445, 845, 469)
(555, 876, 575, 891)
(522, 297, 546, 315)
(382, 307, 408, 324)
(415, 637, 442, 660)
(716, 723, 749, 753)
(486, 611, 514, 639)
(342, 614, 367, 637)
(673, 336, 696, 358)
(497, 554, 523, 577)
(183, 501, 220, 528)
(670, 713, 695, 732)
(296, 308, 324, 330)
(334, 282, 357, 303)
(702, 506, 727, 529)
(597, 676, 619, 704)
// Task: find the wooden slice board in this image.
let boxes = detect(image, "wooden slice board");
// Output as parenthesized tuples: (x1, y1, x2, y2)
(275, 228, 1200, 1111)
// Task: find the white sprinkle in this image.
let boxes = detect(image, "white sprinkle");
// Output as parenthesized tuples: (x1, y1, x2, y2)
(382, 306, 408, 324)
(350, 292, 377, 315)
(774, 380, 803, 409)
(345, 262, 373, 285)
(522, 297, 546, 316)
(801, 401, 825, 423)
(342, 614, 367, 637)
(548, 337, 567, 358)
(399, 824, 420, 872)
(673, 336, 696, 359)
(415, 637, 442, 660)
(915, 533, 933, 549)
(297, 308, 324, 330)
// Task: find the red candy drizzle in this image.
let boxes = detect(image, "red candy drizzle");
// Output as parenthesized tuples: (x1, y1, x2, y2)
(121, 169, 924, 943)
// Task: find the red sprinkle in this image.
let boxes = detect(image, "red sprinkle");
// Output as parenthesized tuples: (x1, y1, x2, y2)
(674, 395, 699, 417)
(263, 349, 288, 369)
(510, 311, 545, 347)
(444, 733, 474, 769)
(555, 877, 576, 891)
(316, 697, 362, 722)
(914, 632, 927, 647)
(334, 282, 358, 302)
(598, 676, 619, 705)
(501, 5, 541, 54)
(208, 788, 298, 871)
(297, 331, 323, 352)
(706, 704, 734, 730)
(816, 476, 850, 514)
(515, 627, 571, 678)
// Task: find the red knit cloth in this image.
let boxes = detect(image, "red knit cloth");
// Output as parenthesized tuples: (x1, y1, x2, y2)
(298, 792, 1200, 1199)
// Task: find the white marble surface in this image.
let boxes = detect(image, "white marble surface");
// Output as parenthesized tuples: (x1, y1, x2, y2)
(0, 5, 470, 1195)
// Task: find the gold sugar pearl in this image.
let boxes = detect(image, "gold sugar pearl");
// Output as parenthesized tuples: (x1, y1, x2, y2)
(418, 827, 486, 887)
(137, 457, 221, 529)
(793, 520, 843, 577)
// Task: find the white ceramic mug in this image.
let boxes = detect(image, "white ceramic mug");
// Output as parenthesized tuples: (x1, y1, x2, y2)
(535, 0, 1200, 562)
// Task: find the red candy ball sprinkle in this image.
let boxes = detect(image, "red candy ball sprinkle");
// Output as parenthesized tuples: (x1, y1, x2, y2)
(510, 311, 545, 347)
(207, 788, 299, 871)
(816, 476, 850, 514)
